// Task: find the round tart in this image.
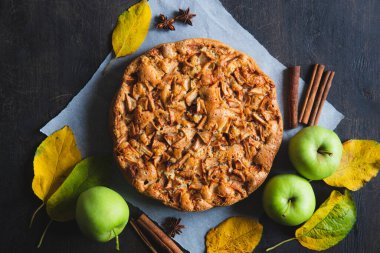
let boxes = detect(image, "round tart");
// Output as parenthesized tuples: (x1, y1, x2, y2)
(111, 38, 283, 211)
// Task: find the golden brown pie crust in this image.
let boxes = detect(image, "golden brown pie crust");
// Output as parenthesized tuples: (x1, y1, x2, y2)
(111, 38, 283, 211)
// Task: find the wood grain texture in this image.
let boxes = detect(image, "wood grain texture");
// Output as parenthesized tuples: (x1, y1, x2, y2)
(0, 0, 379, 252)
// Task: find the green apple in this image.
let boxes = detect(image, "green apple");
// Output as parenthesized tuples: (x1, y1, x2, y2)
(263, 174, 315, 226)
(289, 126, 343, 180)
(76, 186, 129, 250)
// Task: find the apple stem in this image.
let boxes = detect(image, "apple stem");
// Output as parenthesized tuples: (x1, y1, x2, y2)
(29, 202, 45, 228)
(266, 237, 297, 252)
(113, 229, 120, 251)
(281, 199, 292, 218)
(317, 149, 332, 156)
(37, 219, 53, 248)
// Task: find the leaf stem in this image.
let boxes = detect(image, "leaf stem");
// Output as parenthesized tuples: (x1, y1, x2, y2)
(266, 237, 297, 252)
(113, 229, 120, 251)
(37, 219, 53, 248)
(102, 58, 116, 76)
(29, 202, 45, 228)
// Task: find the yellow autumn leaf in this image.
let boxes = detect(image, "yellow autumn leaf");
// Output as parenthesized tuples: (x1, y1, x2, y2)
(32, 126, 82, 201)
(206, 216, 263, 253)
(324, 140, 380, 191)
(112, 0, 151, 58)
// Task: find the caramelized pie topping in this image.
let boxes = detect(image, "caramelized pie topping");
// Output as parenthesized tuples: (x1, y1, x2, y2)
(111, 39, 283, 211)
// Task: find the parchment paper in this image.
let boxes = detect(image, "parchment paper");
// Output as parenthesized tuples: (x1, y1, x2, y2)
(41, 0, 344, 252)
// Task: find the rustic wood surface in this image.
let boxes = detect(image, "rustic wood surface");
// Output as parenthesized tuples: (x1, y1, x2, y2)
(0, 0, 379, 252)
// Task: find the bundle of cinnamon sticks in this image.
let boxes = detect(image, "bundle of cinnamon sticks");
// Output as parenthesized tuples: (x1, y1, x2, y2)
(288, 64, 335, 128)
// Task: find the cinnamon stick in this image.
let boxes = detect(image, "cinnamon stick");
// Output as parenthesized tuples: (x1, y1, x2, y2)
(136, 213, 183, 253)
(130, 219, 159, 253)
(313, 71, 335, 125)
(309, 71, 332, 125)
(300, 64, 325, 124)
(288, 66, 300, 129)
(299, 64, 318, 122)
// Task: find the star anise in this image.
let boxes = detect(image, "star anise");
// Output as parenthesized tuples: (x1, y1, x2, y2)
(175, 7, 196, 26)
(163, 217, 185, 238)
(156, 14, 176, 31)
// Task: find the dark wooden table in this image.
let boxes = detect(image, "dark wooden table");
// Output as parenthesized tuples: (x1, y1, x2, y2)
(1, 0, 379, 252)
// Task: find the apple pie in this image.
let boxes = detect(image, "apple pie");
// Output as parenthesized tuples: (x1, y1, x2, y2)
(111, 38, 283, 211)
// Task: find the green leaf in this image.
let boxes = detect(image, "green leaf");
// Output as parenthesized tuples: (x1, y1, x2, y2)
(46, 156, 113, 222)
(267, 190, 356, 252)
(112, 0, 151, 58)
(295, 190, 356, 251)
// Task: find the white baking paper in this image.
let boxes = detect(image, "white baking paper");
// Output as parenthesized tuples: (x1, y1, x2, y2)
(41, 0, 344, 252)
